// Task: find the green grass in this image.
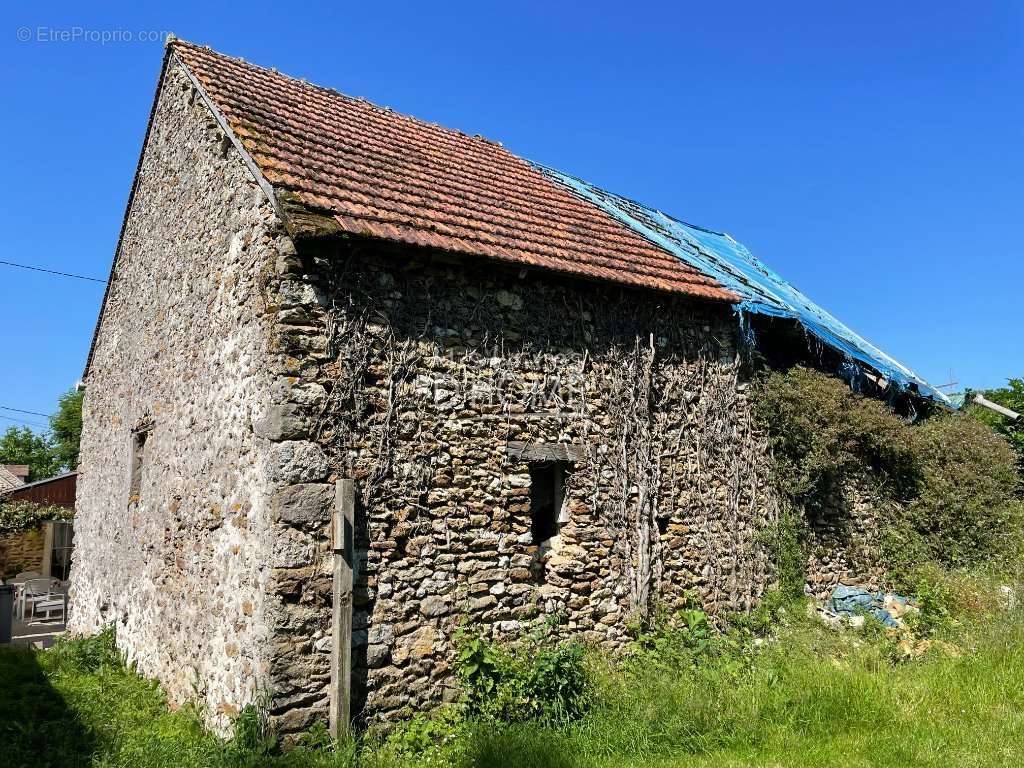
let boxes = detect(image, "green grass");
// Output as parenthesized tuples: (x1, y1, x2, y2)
(0, 631, 353, 768)
(3, 601, 1024, 767)
(437, 607, 1024, 768)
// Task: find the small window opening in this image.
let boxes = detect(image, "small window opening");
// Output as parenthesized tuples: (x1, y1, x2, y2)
(529, 461, 569, 544)
(129, 427, 150, 505)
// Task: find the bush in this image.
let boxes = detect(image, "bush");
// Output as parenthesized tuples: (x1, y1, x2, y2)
(753, 366, 916, 511)
(907, 415, 1022, 567)
(624, 606, 713, 674)
(968, 378, 1024, 468)
(454, 622, 591, 725)
(756, 506, 807, 601)
(0, 499, 73, 534)
(755, 367, 1024, 573)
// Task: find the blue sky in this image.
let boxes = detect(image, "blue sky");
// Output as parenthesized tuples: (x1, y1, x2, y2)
(1, 1, 1021, 427)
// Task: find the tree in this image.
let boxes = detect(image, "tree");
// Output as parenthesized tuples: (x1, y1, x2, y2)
(0, 388, 84, 481)
(969, 378, 1024, 468)
(50, 388, 84, 471)
(0, 426, 60, 481)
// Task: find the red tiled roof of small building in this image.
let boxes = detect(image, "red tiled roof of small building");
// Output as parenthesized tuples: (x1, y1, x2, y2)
(169, 40, 735, 302)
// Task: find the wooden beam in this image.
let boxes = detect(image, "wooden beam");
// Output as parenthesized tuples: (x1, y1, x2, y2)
(329, 479, 355, 741)
(974, 394, 1021, 422)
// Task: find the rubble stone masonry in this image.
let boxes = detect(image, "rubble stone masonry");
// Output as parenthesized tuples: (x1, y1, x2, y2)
(69, 59, 290, 734)
(0, 527, 46, 579)
(263, 238, 781, 728)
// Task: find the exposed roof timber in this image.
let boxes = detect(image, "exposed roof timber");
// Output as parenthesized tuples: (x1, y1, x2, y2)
(974, 394, 1021, 422)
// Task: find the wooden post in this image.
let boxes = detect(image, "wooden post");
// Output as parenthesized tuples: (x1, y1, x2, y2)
(329, 479, 355, 741)
(41, 521, 55, 577)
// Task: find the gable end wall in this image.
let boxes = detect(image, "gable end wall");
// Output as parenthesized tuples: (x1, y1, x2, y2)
(68, 59, 296, 734)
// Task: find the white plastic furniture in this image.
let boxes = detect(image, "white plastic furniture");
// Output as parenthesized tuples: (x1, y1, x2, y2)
(21, 578, 63, 621)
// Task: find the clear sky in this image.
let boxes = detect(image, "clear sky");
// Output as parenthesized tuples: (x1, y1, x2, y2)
(1, 1, 1021, 426)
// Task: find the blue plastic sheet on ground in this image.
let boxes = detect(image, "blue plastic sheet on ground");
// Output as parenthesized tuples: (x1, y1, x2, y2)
(534, 163, 950, 406)
(830, 585, 903, 628)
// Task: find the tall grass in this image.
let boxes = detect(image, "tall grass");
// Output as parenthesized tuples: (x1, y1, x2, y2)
(3, 595, 1023, 767)
(445, 606, 1024, 768)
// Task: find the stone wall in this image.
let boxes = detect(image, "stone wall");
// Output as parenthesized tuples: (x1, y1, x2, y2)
(69, 53, 804, 738)
(263, 238, 782, 727)
(0, 527, 45, 579)
(68, 58, 295, 734)
(65, 53, 890, 735)
(803, 477, 888, 599)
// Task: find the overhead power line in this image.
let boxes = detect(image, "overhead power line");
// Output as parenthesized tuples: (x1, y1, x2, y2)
(0, 413, 49, 429)
(0, 259, 107, 284)
(0, 405, 52, 418)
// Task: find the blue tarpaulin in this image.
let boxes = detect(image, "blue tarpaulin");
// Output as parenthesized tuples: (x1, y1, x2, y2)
(830, 585, 905, 628)
(534, 164, 950, 406)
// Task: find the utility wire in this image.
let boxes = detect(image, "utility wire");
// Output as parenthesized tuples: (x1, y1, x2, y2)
(0, 413, 49, 429)
(0, 405, 51, 418)
(0, 260, 107, 284)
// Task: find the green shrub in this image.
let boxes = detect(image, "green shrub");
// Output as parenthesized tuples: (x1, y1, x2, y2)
(756, 506, 807, 601)
(454, 623, 591, 725)
(0, 499, 73, 534)
(753, 366, 916, 511)
(755, 367, 1024, 576)
(625, 605, 713, 673)
(907, 414, 1022, 567)
(968, 378, 1024, 467)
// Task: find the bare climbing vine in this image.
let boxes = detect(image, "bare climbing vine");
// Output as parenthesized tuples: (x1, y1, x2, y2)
(308, 244, 779, 621)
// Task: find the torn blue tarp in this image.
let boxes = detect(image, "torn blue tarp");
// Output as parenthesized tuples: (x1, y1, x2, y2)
(533, 164, 950, 406)
(830, 585, 905, 628)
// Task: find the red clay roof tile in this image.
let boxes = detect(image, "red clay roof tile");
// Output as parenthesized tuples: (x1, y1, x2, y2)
(170, 40, 736, 302)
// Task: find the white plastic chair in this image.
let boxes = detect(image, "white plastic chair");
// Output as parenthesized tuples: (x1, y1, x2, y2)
(22, 578, 63, 621)
(11, 572, 41, 619)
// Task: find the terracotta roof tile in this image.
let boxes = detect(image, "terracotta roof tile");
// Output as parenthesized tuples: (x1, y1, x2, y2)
(0, 465, 25, 492)
(169, 40, 736, 302)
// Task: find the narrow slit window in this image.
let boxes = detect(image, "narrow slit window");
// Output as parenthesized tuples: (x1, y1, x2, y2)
(129, 427, 149, 505)
(529, 461, 568, 544)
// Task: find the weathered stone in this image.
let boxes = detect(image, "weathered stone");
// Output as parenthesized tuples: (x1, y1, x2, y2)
(271, 484, 333, 527)
(68, 59, 288, 738)
(366, 644, 391, 667)
(254, 404, 311, 441)
(469, 595, 498, 612)
(405, 626, 438, 659)
(419, 596, 450, 618)
(271, 441, 329, 484)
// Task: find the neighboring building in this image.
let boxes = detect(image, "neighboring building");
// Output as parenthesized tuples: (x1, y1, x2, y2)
(0, 465, 29, 490)
(69, 38, 944, 735)
(2, 471, 78, 508)
(1, 472, 77, 580)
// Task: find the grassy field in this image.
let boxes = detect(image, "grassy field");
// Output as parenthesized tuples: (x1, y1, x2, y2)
(2, 594, 1023, 768)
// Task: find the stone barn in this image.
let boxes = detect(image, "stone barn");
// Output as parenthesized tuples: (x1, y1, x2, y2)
(69, 38, 946, 735)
